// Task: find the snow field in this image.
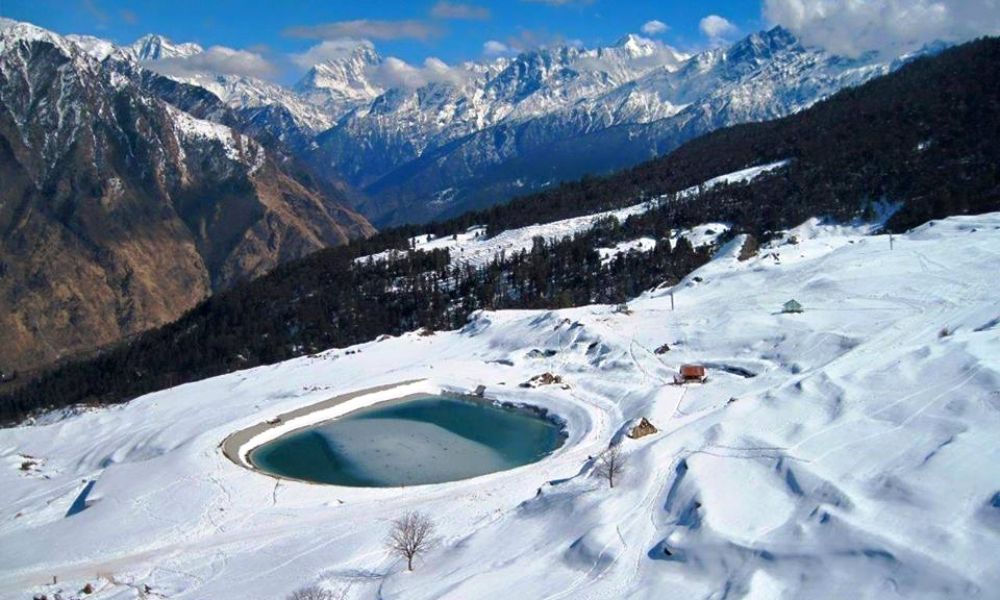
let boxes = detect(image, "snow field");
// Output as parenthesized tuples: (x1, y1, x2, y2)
(0, 213, 997, 599)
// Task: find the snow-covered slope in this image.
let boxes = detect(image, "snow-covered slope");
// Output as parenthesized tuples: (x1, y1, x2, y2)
(358, 160, 788, 269)
(358, 201, 651, 269)
(2, 212, 997, 599)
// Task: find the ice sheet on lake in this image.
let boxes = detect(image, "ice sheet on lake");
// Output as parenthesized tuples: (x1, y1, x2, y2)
(316, 419, 515, 486)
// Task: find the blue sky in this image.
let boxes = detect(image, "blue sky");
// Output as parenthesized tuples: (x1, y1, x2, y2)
(3, 0, 997, 84)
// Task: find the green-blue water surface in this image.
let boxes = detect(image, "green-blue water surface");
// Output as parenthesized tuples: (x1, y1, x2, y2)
(249, 395, 564, 486)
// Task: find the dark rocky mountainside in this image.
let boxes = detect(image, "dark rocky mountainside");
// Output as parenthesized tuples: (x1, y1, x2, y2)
(0, 21, 373, 374)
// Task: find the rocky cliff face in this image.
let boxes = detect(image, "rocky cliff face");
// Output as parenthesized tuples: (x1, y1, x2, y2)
(0, 19, 373, 373)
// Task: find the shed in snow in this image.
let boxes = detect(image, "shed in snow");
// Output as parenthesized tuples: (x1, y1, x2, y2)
(782, 299, 804, 314)
(674, 364, 707, 384)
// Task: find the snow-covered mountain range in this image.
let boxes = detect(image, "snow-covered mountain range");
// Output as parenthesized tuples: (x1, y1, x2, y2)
(330, 26, 903, 225)
(25, 19, 940, 226)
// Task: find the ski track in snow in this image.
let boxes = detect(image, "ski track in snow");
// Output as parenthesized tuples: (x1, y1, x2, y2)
(1, 213, 999, 599)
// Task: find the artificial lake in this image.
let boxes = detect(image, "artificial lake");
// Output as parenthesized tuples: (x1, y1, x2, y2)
(249, 394, 565, 486)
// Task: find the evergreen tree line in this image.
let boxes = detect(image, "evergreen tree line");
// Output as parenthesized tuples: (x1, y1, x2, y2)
(2, 37, 998, 423)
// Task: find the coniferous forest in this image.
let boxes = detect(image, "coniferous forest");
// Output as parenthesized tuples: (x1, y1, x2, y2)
(2, 37, 998, 424)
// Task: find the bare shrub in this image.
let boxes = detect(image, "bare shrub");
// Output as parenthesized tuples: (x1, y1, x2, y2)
(287, 585, 339, 600)
(387, 512, 436, 571)
(594, 444, 626, 488)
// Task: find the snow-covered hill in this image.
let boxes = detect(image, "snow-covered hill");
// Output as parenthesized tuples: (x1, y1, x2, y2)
(358, 160, 790, 269)
(2, 211, 997, 599)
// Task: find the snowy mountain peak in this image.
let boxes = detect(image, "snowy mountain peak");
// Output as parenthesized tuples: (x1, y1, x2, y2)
(126, 33, 203, 61)
(65, 34, 117, 60)
(728, 26, 800, 62)
(612, 33, 660, 58)
(294, 41, 381, 92)
(0, 17, 78, 57)
(293, 41, 384, 116)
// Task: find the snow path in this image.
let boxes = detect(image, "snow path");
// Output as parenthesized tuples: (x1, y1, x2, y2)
(1, 213, 999, 599)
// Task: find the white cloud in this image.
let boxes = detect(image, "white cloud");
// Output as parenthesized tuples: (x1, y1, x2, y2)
(483, 40, 513, 56)
(284, 19, 441, 41)
(641, 20, 669, 36)
(431, 1, 491, 20)
(368, 56, 471, 89)
(147, 46, 276, 79)
(764, 0, 1000, 57)
(290, 39, 372, 69)
(501, 29, 578, 53)
(699, 14, 738, 41)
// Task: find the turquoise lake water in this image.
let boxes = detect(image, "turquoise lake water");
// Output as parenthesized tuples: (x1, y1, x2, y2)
(249, 395, 565, 486)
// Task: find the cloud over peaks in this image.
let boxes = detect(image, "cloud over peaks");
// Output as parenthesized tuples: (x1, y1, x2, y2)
(147, 46, 276, 79)
(483, 40, 514, 57)
(284, 19, 442, 42)
(764, 0, 1000, 57)
(699, 14, 738, 42)
(641, 20, 669, 36)
(368, 56, 471, 89)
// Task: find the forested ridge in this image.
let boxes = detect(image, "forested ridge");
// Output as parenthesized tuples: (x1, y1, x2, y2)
(2, 37, 998, 424)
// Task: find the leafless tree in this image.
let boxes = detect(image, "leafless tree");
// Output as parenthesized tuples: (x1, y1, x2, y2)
(594, 444, 626, 488)
(387, 512, 436, 571)
(287, 585, 342, 600)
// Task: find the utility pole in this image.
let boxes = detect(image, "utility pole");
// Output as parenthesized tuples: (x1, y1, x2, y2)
(670, 291, 675, 311)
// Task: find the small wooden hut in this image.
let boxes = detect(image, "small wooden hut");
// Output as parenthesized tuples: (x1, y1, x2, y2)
(674, 364, 707, 384)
